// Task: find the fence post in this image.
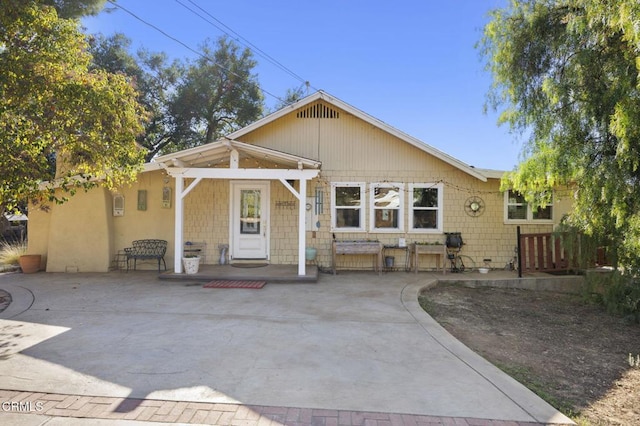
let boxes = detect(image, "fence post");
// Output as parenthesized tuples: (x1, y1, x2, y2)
(517, 226, 522, 278)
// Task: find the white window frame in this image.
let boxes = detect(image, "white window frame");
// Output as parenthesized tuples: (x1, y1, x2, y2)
(370, 183, 404, 232)
(409, 183, 443, 233)
(331, 182, 366, 232)
(504, 190, 554, 223)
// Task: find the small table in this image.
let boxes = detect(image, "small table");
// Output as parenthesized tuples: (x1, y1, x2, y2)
(332, 241, 383, 275)
(382, 245, 410, 272)
(410, 243, 447, 274)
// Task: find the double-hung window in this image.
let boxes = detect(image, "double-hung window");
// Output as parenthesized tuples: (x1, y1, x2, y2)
(504, 190, 553, 222)
(409, 183, 443, 233)
(331, 183, 365, 231)
(370, 183, 404, 231)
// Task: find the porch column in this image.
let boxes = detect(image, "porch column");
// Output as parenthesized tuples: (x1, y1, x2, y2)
(174, 176, 184, 273)
(297, 178, 307, 276)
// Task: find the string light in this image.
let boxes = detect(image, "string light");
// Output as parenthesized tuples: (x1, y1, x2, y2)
(165, 150, 574, 199)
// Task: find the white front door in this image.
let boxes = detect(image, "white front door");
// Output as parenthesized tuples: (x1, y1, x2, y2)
(231, 182, 269, 260)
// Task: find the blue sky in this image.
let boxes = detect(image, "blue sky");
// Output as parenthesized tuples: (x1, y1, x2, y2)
(83, 0, 521, 171)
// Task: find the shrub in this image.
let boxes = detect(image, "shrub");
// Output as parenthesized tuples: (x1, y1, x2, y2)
(584, 271, 640, 323)
(0, 239, 27, 265)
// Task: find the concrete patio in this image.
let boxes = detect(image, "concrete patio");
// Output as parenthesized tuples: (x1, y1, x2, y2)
(0, 269, 576, 425)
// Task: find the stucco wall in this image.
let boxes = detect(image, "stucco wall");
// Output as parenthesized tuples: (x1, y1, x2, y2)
(25, 202, 51, 271)
(44, 187, 114, 272)
(29, 170, 176, 272)
(111, 171, 175, 269)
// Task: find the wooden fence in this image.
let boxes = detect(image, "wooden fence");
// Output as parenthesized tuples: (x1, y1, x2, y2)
(517, 228, 568, 276)
(516, 226, 610, 277)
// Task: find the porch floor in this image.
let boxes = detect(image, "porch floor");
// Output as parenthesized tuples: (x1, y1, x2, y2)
(159, 263, 319, 283)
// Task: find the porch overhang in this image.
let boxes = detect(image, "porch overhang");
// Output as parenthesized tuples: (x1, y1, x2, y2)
(152, 138, 322, 170)
(164, 167, 320, 180)
(153, 140, 322, 278)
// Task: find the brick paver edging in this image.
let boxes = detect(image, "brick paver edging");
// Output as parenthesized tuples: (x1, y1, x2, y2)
(0, 389, 561, 425)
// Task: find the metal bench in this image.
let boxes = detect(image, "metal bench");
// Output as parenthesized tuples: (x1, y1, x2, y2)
(124, 239, 167, 272)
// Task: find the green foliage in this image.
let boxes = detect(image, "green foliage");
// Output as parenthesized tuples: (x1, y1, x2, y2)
(88, 33, 185, 160)
(272, 85, 308, 112)
(0, 2, 145, 210)
(88, 34, 264, 158)
(552, 221, 614, 270)
(42, 0, 107, 18)
(584, 271, 640, 322)
(481, 0, 640, 273)
(171, 37, 264, 148)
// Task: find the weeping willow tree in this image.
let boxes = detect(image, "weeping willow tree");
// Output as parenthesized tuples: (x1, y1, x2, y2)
(480, 0, 640, 273)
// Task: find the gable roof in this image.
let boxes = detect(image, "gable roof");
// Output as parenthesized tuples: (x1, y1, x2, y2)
(227, 91, 489, 182)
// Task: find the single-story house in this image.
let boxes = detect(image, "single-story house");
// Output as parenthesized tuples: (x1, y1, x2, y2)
(27, 91, 572, 274)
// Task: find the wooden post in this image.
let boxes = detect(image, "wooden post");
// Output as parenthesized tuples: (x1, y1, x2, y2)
(517, 226, 522, 278)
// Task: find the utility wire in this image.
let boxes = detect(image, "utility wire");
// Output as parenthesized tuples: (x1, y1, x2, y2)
(177, 0, 316, 92)
(105, 0, 284, 102)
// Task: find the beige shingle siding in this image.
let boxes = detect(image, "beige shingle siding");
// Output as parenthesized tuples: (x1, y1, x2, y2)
(183, 100, 564, 270)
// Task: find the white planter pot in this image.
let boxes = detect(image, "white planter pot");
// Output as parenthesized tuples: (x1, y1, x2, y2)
(182, 256, 200, 274)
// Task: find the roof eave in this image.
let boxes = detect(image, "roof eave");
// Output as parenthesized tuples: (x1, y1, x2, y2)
(147, 139, 321, 171)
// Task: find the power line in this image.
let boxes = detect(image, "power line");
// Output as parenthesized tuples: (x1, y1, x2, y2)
(176, 0, 316, 92)
(104, 0, 284, 102)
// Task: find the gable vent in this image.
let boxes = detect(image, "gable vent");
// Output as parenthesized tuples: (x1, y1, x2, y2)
(296, 103, 340, 119)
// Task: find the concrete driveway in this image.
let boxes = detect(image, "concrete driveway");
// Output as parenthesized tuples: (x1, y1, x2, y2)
(0, 271, 572, 424)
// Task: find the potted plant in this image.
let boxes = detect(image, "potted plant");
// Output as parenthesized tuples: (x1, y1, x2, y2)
(182, 254, 200, 274)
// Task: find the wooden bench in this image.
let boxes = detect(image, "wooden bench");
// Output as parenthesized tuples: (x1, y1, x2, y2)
(124, 239, 167, 272)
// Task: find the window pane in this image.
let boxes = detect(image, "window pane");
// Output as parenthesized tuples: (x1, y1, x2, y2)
(335, 187, 361, 207)
(413, 188, 438, 208)
(533, 206, 552, 220)
(375, 209, 398, 228)
(508, 191, 526, 204)
(336, 208, 360, 228)
(413, 210, 437, 229)
(374, 187, 400, 208)
(240, 189, 261, 234)
(508, 205, 527, 220)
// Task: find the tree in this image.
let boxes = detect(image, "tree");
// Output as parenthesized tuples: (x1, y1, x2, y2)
(171, 37, 264, 149)
(43, 0, 107, 18)
(0, 2, 146, 214)
(88, 33, 185, 161)
(272, 85, 309, 112)
(88, 35, 264, 158)
(480, 0, 640, 272)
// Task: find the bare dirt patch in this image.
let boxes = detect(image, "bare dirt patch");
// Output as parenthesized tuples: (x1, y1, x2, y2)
(419, 284, 640, 425)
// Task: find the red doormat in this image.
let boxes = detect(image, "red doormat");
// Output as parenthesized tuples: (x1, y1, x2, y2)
(203, 280, 266, 289)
